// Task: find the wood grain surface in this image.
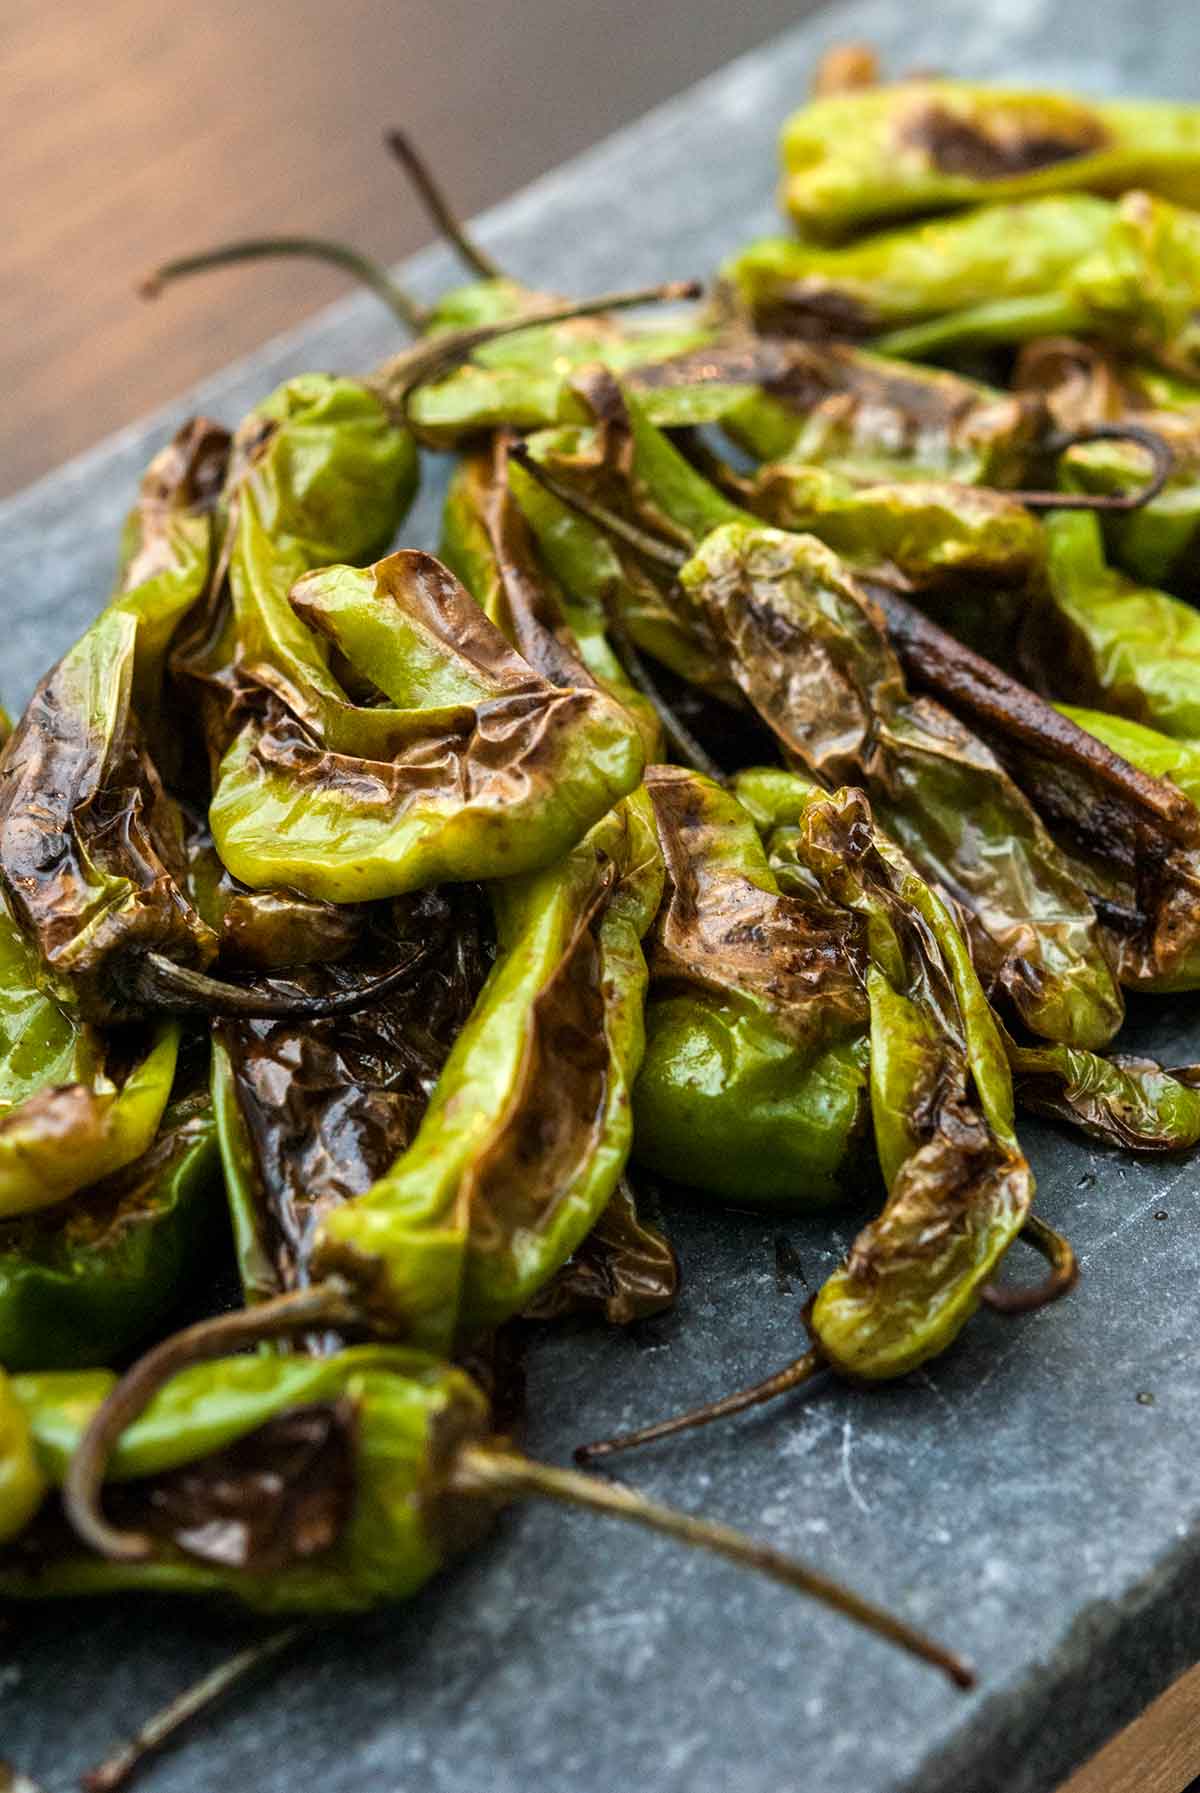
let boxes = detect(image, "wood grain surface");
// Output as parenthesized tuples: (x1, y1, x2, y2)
(1062, 1662, 1200, 1793)
(3, 0, 813, 497)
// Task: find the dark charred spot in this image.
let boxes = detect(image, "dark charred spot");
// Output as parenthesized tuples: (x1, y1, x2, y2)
(901, 103, 1109, 180)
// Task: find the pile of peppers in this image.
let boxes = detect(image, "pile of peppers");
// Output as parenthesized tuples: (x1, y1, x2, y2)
(6, 53, 1200, 1776)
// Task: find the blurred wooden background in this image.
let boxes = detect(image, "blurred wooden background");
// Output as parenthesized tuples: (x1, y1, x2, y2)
(3, 0, 819, 497)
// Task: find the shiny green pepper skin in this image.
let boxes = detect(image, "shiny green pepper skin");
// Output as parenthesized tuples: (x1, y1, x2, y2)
(631, 766, 869, 1208)
(313, 788, 664, 1352)
(777, 81, 1200, 239)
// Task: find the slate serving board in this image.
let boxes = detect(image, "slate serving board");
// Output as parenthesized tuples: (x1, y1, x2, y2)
(4, 1, 1200, 1787)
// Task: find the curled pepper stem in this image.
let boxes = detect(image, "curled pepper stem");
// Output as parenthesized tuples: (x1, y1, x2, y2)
(575, 1346, 826, 1462)
(506, 441, 688, 569)
(384, 129, 506, 281)
(1010, 422, 1174, 512)
(982, 1214, 1079, 1315)
(131, 944, 430, 1021)
(83, 1625, 312, 1792)
(452, 1444, 972, 1688)
(63, 1279, 365, 1564)
(138, 236, 427, 333)
(381, 282, 702, 433)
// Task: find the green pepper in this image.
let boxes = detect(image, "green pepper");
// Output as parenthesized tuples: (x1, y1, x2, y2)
(0, 1081, 221, 1370)
(522, 1174, 678, 1325)
(312, 788, 664, 1351)
(1057, 703, 1200, 803)
(209, 549, 646, 903)
(725, 193, 1200, 380)
(1033, 510, 1200, 738)
(776, 80, 1200, 240)
(0, 1346, 971, 1688)
(439, 436, 663, 758)
(0, 420, 230, 1020)
(630, 765, 870, 1208)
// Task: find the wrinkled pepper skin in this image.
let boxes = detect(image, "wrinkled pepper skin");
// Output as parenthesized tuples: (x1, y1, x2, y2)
(0, 1088, 221, 1371)
(725, 192, 1200, 379)
(759, 777, 1033, 1380)
(0, 1348, 495, 1612)
(0, 420, 230, 1020)
(440, 440, 662, 758)
(210, 550, 646, 903)
(777, 81, 1200, 239)
(631, 766, 870, 1207)
(178, 374, 418, 764)
(312, 789, 664, 1352)
(1032, 511, 1200, 739)
(677, 520, 1122, 1048)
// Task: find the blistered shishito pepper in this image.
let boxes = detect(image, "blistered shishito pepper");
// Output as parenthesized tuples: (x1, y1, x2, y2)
(1030, 510, 1200, 739)
(0, 420, 231, 1021)
(0, 1080, 221, 1371)
(522, 1175, 678, 1325)
(1057, 703, 1200, 803)
(439, 435, 662, 757)
(208, 549, 645, 903)
(630, 765, 870, 1208)
(212, 887, 492, 1308)
(724, 193, 1200, 380)
(1015, 338, 1200, 598)
(0, 1350, 971, 1688)
(311, 788, 664, 1352)
(580, 776, 1040, 1461)
(776, 80, 1200, 240)
(675, 520, 1122, 1046)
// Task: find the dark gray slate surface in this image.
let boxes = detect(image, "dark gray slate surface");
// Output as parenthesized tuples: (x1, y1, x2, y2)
(3, 2, 1200, 1788)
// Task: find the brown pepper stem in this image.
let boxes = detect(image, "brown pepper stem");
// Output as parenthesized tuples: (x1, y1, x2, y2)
(575, 1346, 826, 1462)
(82, 1626, 311, 1793)
(1011, 422, 1173, 512)
(131, 944, 430, 1020)
(453, 1444, 972, 1688)
(982, 1214, 1079, 1315)
(384, 129, 505, 281)
(63, 1281, 365, 1564)
(139, 236, 426, 333)
(506, 441, 688, 569)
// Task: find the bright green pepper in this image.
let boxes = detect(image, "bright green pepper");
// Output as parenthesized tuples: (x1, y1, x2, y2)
(631, 765, 870, 1207)
(725, 193, 1200, 380)
(0, 1082, 221, 1370)
(1035, 510, 1200, 738)
(777, 81, 1200, 239)
(209, 549, 646, 903)
(312, 788, 664, 1351)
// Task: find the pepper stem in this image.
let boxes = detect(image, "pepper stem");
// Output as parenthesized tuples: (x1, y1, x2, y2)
(597, 585, 727, 780)
(384, 129, 505, 281)
(381, 282, 702, 432)
(83, 1626, 311, 1793)
(575, 1346, 826, 1463)
(506, 441, 688, 569)
(132, 944, 429, 1021)
(63, 1280, 365, 1564)
(982, 1214, 1079, 1315)
(139, 236, 426, 333)
(453, 1444, 972, 1689)
(1010, 422, 1174, 512)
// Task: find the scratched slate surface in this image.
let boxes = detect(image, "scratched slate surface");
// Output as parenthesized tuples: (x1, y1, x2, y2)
(4, 1, 1200, 1787)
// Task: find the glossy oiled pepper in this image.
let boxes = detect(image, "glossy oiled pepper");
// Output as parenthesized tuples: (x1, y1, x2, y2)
(630, 765, 870, 1207)
(0, 420, 231, 1021)
(1030, 510, 1200, 739)
(776, 80, 1200, 239)
(725, 192, 1200, 380)
(0, 1081, 221, 1370)
(675, 520, 1122, 1047)
(209, 548, 646, 903)
(0, 1348, 972, 1689)
(439, 435, 662, 758)
(1057, 704, 1200, 804)
(310, 788, 664, 1352)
